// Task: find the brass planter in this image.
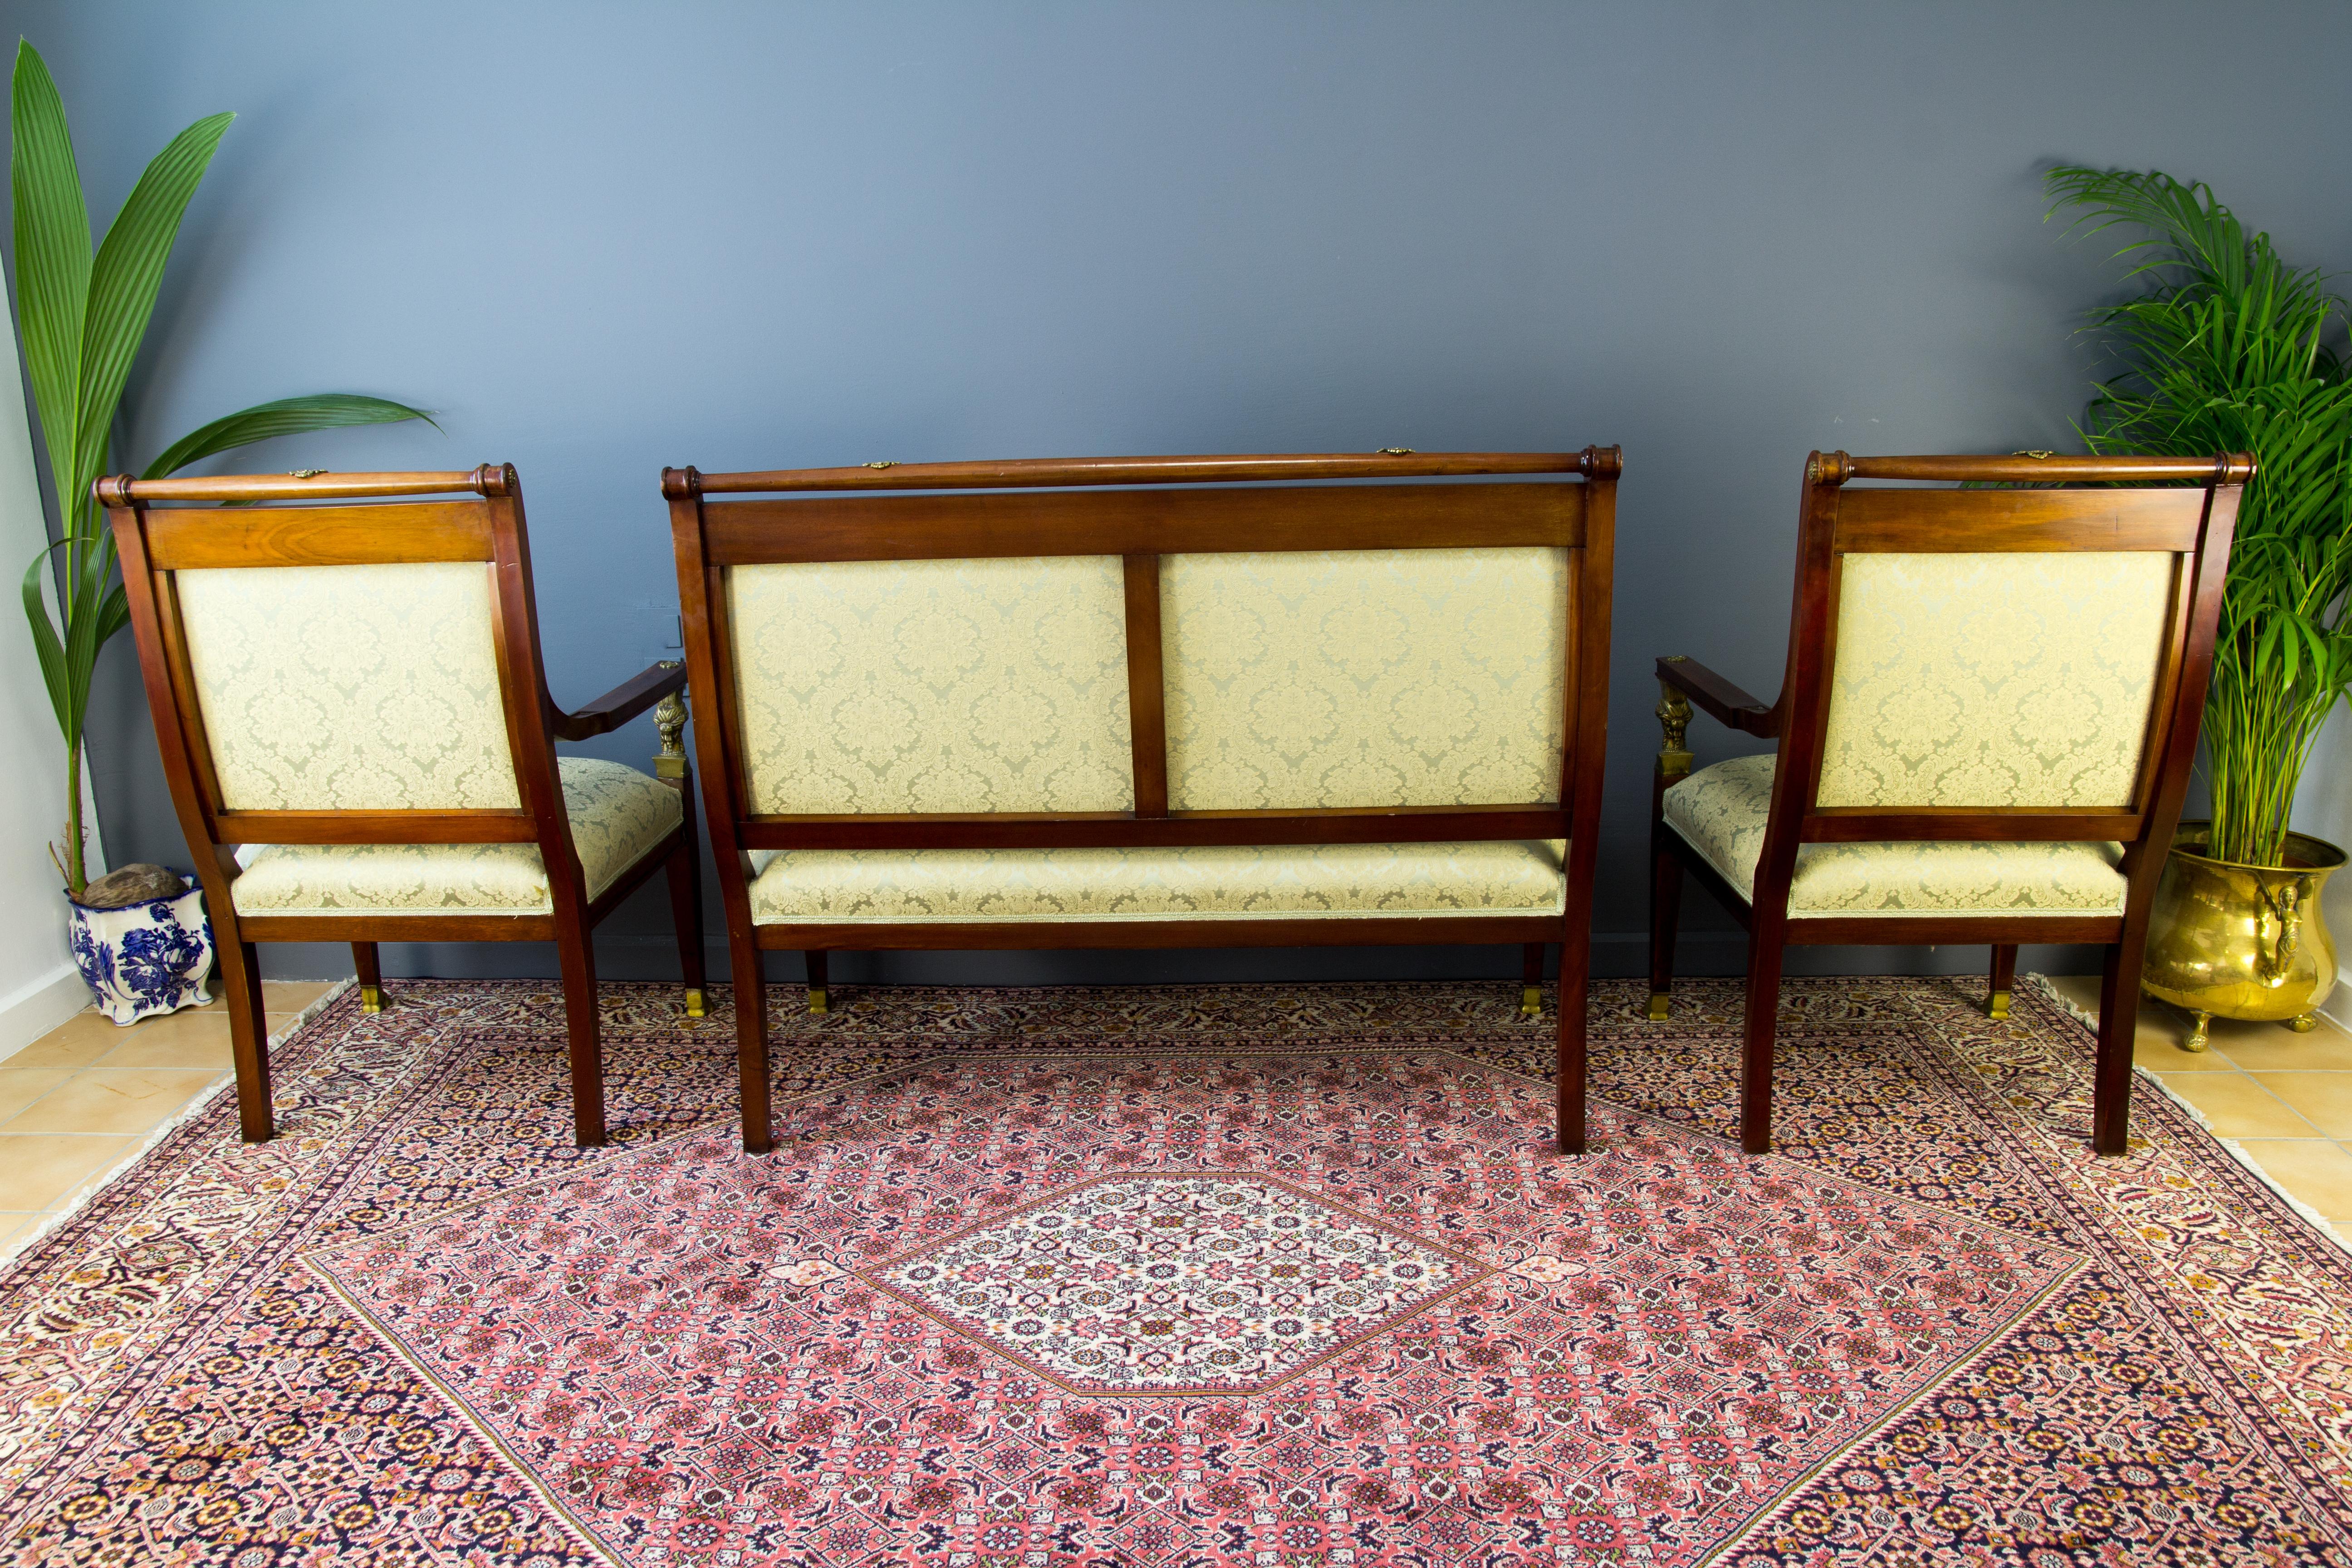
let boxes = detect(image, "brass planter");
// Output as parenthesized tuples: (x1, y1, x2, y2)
(2141, 823, 2346, 1051)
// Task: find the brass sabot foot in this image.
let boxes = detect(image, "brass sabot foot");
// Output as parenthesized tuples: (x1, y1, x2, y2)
(1646, 991, 1670, 1022)
(359, 984, 384, 1014)
(2182, 1010, 2210, 1053)
(809, 986, 829, 1014)
(1519, 985, 1541, 1019)
(1985, 990, 2010, 1022)
(684, 988, 706, 1019)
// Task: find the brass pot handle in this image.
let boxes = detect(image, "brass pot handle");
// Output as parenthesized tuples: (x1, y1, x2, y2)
(2258, 880, 2304, 985)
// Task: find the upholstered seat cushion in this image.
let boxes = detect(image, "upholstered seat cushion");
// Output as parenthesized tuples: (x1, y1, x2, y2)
(230, 758, 682, 917)
(1662, 754, 2126, 917)
(746, 839, 1568, 924)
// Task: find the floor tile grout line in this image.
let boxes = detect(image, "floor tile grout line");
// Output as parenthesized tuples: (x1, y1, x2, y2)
(0, 1067, 234, 1137)
(0, 1073, 230, 1146)
(0, 984, 348, 1264)
(0, 1008, 297, 1135)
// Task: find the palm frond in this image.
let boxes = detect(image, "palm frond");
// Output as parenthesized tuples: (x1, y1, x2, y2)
(2050, 166, 2352, 864)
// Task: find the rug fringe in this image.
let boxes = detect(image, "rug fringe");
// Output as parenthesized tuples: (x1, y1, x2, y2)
(0, 980, 353, 1268)
(2024, 972, 2348, 1252)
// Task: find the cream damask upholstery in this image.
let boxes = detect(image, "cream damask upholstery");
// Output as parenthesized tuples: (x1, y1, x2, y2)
(230, 758, 682, 916)
(1663, 754, 2126, 917)
(1161, 548, 1566, 810)
(746, 839, 1567, 924)
(728, 557, 1135, 814)
(1817, 552, 2171, 808)
(176, 563, 522, 811)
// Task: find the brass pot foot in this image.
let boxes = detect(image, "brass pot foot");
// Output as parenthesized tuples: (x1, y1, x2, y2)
(2288, 1012, 2320, 1033)
(2181, 1010, 2210, 1053)
(1519, 985, 1541, 1020)
(1646, 991, 1669, 1023)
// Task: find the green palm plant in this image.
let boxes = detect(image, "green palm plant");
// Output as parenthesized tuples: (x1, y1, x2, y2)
(10, 39, 431, 896)
(2049, 166, 2352, 868)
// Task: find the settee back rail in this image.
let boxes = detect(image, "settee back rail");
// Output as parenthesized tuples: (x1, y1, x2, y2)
(666, 448, 1610, 495)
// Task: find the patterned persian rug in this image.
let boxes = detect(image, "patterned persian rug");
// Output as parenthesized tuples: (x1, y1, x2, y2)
(3, 978, 2350, 1566)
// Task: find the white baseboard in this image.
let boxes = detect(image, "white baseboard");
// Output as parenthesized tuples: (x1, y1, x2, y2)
(0, 962, 90, 1063)
(2318, 992, 2352, 1036)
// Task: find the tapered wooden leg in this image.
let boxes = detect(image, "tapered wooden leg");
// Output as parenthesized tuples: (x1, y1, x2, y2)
(1986, 944, 2017, 1020)
(1648, 833, 1685, 1022)
(2092, 937, 2143, 1155)
(219, 938, 274, 1143)
(1520, 943, 1545, 1019)
(665, 828, 706, 1019)
(737, 941, 772, 1153)
(351, 941, 383, 1013)
(805, 951, 829, 1014)
(554, 922, 606, 1148)
(1740, 920, 1787, 1155)
(1556, 925, 1590, 1156)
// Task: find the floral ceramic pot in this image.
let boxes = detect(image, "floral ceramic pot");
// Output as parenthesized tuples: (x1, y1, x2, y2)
(66, 873, 216, 1025)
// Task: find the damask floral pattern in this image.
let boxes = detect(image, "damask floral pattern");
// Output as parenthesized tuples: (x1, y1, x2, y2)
(176, 562, 523, 810)
(1161, 548, 1567, 810)
(728, 557, 1136, 814)
(7, 977, 2352, 1567)
(230, 756, 681, 915)
(1818, 551, 2172, 808)
(746, 837, 1568, 922)
(1665, 752, 2129, 915)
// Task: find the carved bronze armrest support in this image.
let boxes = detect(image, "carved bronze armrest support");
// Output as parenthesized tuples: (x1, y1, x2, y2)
(552, 661, 691, 742)
(653, 672, 690, 783)
(1653, 655, 1776, 787)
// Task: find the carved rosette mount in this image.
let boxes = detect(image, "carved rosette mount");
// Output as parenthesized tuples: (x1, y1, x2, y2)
(1656, 661, 1694, 782)
(654, 662, 689, 782)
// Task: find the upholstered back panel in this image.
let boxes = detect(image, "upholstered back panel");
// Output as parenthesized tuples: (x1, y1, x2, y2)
(176, 562, 522, 811)
(728, 556, 1135, 813)
(1161, 547, 1567, 811)
(1817, 551, 2174, 808)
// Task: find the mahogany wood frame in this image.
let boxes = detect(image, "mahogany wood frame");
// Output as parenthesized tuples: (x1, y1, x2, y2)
(1647, 450, 2252, 1156)
(667, 450, 1620, 1155)
(100, 466, 705, 1148)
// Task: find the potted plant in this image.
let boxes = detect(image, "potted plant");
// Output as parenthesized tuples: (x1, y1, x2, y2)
(2049, 167, 2352, 1049)
(10, 39, 432, 1021)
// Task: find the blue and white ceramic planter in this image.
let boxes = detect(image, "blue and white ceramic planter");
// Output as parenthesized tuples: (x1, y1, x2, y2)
(66, 875, 216, 1025)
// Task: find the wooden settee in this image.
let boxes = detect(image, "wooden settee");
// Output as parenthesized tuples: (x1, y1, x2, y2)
(665, 450, 1618, 1154)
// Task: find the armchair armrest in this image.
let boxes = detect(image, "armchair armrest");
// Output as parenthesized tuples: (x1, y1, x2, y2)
(1652, 654, 1776, 789)
(552, 660, 689, 742)
(1655, 655, 1776, 737)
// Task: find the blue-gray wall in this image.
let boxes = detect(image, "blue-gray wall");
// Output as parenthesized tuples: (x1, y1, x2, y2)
(14, 0, 2349, 986)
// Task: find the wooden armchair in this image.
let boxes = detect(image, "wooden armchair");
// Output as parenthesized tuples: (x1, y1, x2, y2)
(1647, 451, 2249, 1155)
(101, 465, 705, 1148)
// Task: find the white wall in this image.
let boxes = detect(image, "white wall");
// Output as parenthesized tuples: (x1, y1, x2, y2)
(2292, 710, 2352, 1031)
(0, 317, 97, 1058)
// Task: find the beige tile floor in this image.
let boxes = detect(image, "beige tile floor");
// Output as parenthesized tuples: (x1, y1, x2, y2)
(0, 980, 336, 1259)
(0, 975, 2345, 1265)
(2046, 974, 2352, 1238)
